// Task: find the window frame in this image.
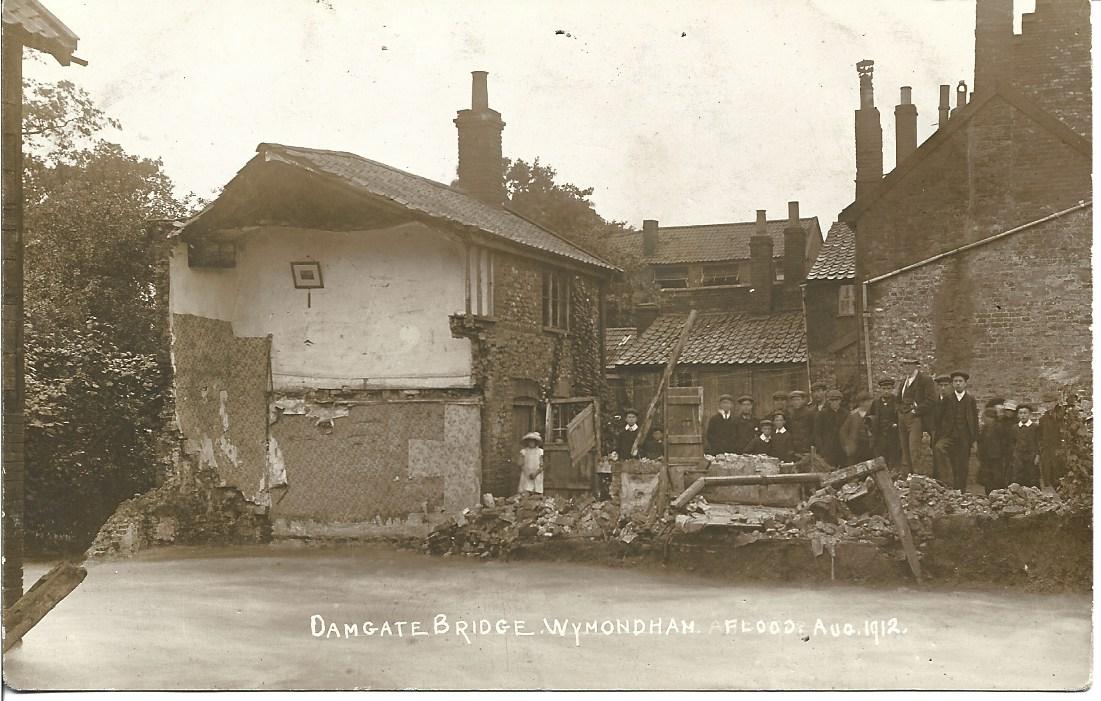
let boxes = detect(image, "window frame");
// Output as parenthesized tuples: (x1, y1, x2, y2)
(542, 269, 570, 331)
(837, 284, 856, 317)
(700, 263, 740, 287)
(653, 265, 690, 289)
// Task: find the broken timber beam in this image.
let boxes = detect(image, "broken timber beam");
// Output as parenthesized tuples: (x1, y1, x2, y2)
(671, 472, 826, 510)
(871, 469, 923, 582)
(632, 309, 698, 458)
(3, 561, 86, 652)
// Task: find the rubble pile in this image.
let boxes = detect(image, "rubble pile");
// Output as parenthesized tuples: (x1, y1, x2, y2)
(425, 493, 628, 558)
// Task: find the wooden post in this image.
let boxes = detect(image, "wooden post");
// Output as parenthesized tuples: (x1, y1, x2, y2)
(3, 562, 86, 652)
(632, 310, 698, 457)
(872, 469, 923, 582)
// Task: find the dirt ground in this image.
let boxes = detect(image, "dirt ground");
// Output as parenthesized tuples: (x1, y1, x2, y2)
(4, 544, 1092, 690)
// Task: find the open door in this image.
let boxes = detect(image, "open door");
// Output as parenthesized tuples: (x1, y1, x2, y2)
(543, 397, 600, 494)
(665, 386, 705, 491)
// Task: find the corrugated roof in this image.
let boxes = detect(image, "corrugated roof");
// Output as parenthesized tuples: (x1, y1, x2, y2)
(250, 143, 617, 272)
(2, 0, 79, 65)
(604, 326, 638, 368)
(610, 218, 818, 265)
(613, 311, 807, 366)
(806, 221, 856, 281)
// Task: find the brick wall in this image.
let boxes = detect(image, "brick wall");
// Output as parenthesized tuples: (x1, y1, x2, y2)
(455, 251, 607, 496)
(1012, 0, 1091, 139)
(805, 281, 862, 393)
(856, 95, 1091, 280)
(866, 206, 1091, 405)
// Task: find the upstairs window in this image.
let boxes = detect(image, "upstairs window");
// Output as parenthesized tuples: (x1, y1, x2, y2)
(838, 284, 856, 317)
(466, 246, 494, 316)
(701, 264, 740, 287)
(542, 270, 570, 330)
(654, 266, 689, 289)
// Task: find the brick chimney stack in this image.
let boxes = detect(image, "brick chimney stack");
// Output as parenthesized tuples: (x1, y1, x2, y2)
(750, 209, 774, 316)
(454, 71, 506, 205)
(783, 201, 806, 286)
(642, 219, 658, 257)
(938, 84, 951, 128)
(894, 86, 918, 166)
(954, 80, 969, 115)
(974, 0, 1013, 97)
(854, 60, 883, 200)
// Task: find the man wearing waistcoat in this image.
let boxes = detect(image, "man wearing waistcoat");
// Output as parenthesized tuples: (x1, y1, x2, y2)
(896, 357, 937, 476)
(932, 371, 979, 491)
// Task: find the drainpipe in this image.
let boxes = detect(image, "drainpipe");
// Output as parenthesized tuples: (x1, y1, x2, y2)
(800, 282, 812, 390)
(860, 281, 874, 392)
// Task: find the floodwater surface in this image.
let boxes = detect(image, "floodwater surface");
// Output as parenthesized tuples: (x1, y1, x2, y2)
(4, 544, 1091, 690)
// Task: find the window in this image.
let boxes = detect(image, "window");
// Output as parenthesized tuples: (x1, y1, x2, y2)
(654, 266, 689, 289)
(838, 284, 856, 317)
(466, 246, 494, 316)
(701, 264, 739, 287)
(188, 241, 236, 268)
(542, 270, 569, 329)
(673, 368, 697, 387)
(774, 268, 785, 282)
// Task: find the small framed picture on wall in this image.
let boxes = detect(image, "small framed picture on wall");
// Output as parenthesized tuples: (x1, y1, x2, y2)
(290, 261, 324, 289)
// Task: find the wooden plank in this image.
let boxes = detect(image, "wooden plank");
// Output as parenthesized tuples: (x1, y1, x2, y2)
(872, 469, 923, 582)
(820, 457, 886, 489)
(566, 403, 595, 462)
(3, 561, 86, 652)
(672, 477, 707, 510)
(701, 473, 826, 486)
(633, 310, 698, 457)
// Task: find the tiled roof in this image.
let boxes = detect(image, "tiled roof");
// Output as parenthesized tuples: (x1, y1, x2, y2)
(2, 0, 79, 65)
(186, 143, 618, 273)
(609, 218, 818, 265)
(806, 221, 856, 281)
(613, 311, 807, 366)
(604, 327, 638, 368)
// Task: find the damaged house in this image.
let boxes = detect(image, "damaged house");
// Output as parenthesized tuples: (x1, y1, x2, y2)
(169, 72, 618, 538)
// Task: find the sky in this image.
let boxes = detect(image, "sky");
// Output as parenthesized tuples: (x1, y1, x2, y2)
(25, 0, 1039, 230)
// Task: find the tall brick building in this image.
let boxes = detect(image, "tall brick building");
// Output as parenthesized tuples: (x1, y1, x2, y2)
(170, 72, 617, 537)
(808, 0, 1091, 405)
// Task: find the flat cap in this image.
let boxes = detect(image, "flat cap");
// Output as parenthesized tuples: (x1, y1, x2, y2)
(1018, 402, 1034, 412)
(950, 371, 970, 381)
(1002, 400, 1019, 411)
(758, 418, 774, 428)
(789, 390, 808, 398)
(772, 391, 790, 400)
(718, 394, 735, 403)
(826, 389, 843, 400)
(934, 374, 951, 384)
(877, 377, 895, 387)
(623, 407, 640, 416)
(736, 394, 754, 403)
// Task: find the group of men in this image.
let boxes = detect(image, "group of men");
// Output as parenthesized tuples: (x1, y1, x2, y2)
(692, 356, 1080, 493)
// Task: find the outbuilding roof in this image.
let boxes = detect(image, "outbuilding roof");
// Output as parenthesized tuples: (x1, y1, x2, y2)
(609, 218, 820, 265)
(613, 310, 807, 366)
(806, 221, 856, 281)
(2, 0, 80, 65)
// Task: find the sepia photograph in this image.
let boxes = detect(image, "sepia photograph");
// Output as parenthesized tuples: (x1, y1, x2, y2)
(0, 0, 1094, 692)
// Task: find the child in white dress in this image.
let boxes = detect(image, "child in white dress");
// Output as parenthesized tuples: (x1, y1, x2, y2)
(517, 432, 544, 494)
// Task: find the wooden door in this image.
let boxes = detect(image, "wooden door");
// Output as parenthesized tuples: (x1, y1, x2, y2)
(665, 386, 704, 491)
(543, 397, 598, 493)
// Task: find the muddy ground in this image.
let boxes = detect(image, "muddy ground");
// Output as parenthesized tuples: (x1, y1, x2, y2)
(4, 544, 1091, 690)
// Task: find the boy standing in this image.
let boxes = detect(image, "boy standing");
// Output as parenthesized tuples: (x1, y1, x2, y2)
(1010, 403, 1041, 487)
(743, 419, 774, 455)
(814, 389, 846, 468)
(770, 412, 795, 462)
(787, 390, 815, 458)
(841, 391, 875, 464)
(616, 409, 642, 459)
(867, 377, 899, 467)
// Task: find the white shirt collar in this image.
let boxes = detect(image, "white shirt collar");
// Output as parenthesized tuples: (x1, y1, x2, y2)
(719, 410, 730, 419)
(954, 390, 966, 401)
(1019, 419, 1033, 427)
(625, 423, 638, 430)
(775, 426, 787, 434)
(759, 434, 771, 442)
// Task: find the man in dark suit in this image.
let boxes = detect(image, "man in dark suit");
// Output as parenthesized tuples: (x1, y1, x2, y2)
(706, 394, 739, 455)
(1011, 402, 1041, 486)
(932, 371, 979, 491)
(786, 390, 815, 458)
(732, 395, 759, 453)
(896, 357, 938, 477)
(866, 377, 900, 468)
(930, 374, 953, 483)
(813, 389, 846, 468)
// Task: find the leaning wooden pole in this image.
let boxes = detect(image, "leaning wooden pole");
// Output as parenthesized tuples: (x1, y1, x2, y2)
(632, 310, 698, 458)
(2, 562, 86, 652)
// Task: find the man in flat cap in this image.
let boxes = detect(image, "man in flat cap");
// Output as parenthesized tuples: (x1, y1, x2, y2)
(810, 382, 829, 413)
(706, 394, 740, 455)
(932, 371, 979, 491)
(1038, 392, 1066, 489)
(770, 391, 790, 423)
(930, 374, 953, 481)
(896, 357, 937, 477)
(732, 395, 759, 453)
(1010, 402, 1041, 487)
(786, 390, 815, 459)
(867, 377, 900, 469)
(813, 389, 845, 467)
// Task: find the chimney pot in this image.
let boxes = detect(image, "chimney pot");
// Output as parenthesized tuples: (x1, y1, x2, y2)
(956, 80, 969, 108)
(900, 86, 912, 105)
(938, 84, 951, 128)
(471, 70, 489, 110)
(787, 201, 799, 226)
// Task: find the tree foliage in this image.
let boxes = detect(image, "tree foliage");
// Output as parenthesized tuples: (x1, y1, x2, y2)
(504, 157, 652, 326)
(22, 79, 196, 551)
